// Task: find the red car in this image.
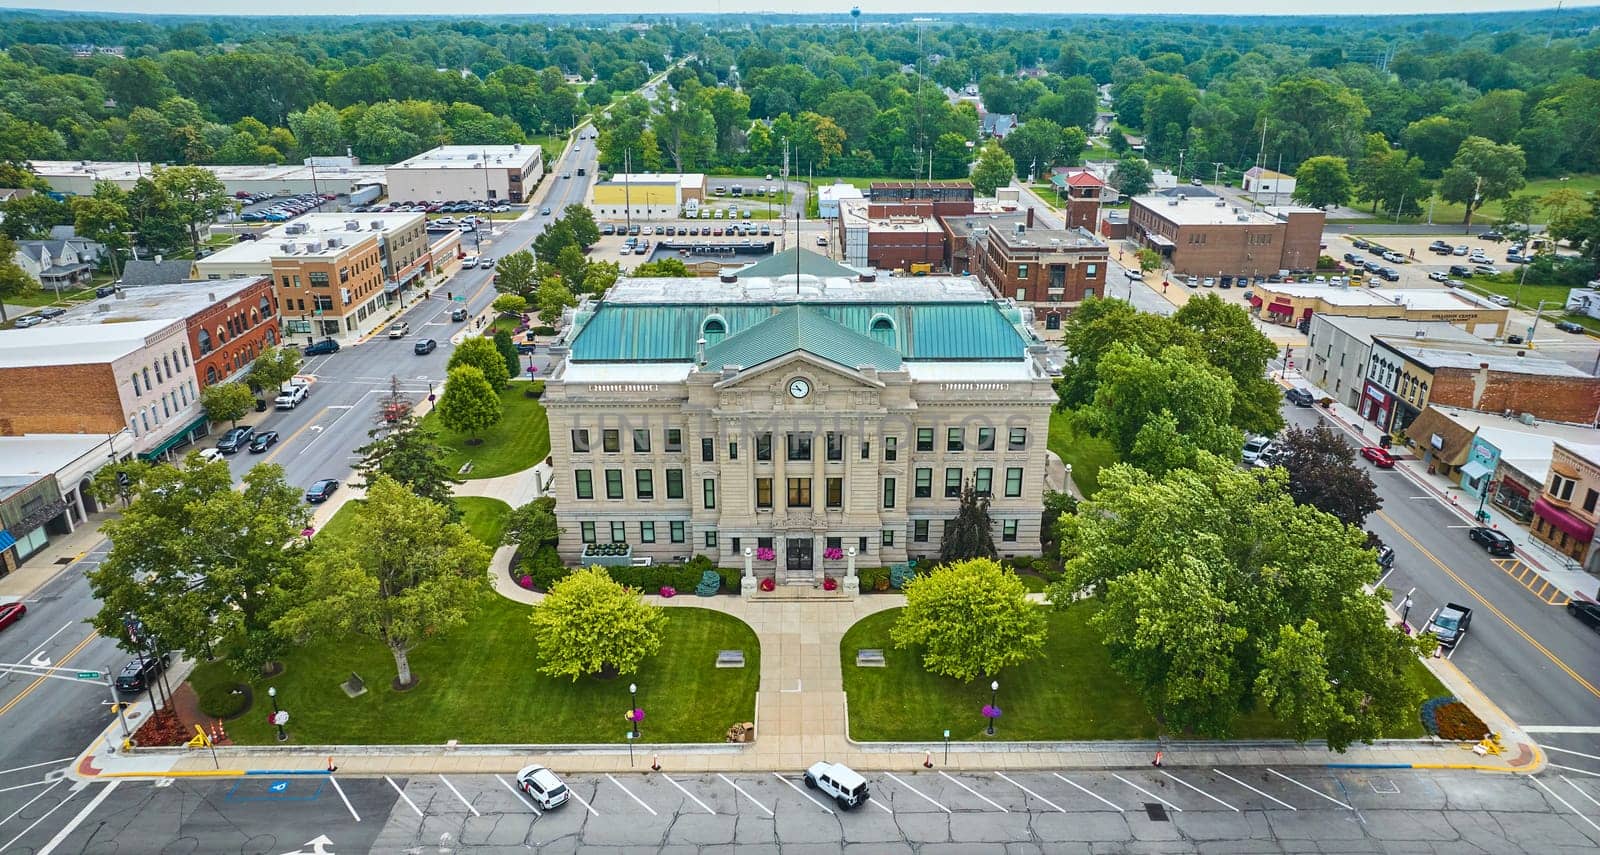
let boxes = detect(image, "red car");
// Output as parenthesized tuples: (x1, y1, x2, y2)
(0, 601, 26, 631)
(1361, 446, 1396, 468)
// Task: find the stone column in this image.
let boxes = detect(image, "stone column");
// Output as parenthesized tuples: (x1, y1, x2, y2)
(843, 546, 860, 598)
(741, 547, 757, 599)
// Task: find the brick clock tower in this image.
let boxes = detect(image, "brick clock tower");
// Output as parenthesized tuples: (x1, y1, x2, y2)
(1058, 170, 1106, 233)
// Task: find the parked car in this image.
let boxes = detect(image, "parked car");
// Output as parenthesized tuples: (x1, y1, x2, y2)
(1427, 602, 1473, 649)
(805, 761, 870, 810)
(540, 206, 552, 215)
(305, 478, 339, 504)
(1380, 267, 1400, 281)
(303, 338, 340, 356)
(1360, 446, 1395, 468)
(1453, 245, 1469, 256)
(247, 430, 280, 454)
(215, 426, 255, 455)
(1489, 294, 1513, 307)
(37, 307, 65, 319)
(1376, 544, 1395, 570)
(451, 306, 469, 322)
(1448, 265, 1473, 277)
(1444, 278, 1466, 289)
(1467, 526, 1515, 556)
(388, 322, 410, 339)
(1351, 238, 1370, 249)
(114, 653, 172, 694)
(197, 447, 225, 463)
(1555, 320, 1586, 334)
(1241, 436, 1274, 465)
(1506, 334, 1524, 344)
(0, 601, 25, 632)
(413, 338, 437, 355)
(1567, 600, 1600, 632)
(1474, 264, 1501, 276)
(1284, 387, 1315, 407)
(514, 764, 570, 809)
(13, 315, 44, 328)
(1427, 271, 1448, 282)
(1480, 230, 1505, 242)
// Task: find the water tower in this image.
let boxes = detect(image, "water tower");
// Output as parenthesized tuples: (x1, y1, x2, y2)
(851, 6, 861, 30)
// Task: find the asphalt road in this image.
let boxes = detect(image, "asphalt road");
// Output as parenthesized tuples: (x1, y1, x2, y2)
(3, 766, 1597, 852)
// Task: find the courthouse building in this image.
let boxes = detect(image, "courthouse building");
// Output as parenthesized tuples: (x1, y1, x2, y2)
(541, 249, 1061, 580)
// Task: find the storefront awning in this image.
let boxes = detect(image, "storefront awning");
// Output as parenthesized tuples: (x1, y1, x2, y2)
(1533, 497, 1595, 542)
(0, 530, 15, 552)
(1248, 295, 1263, 307)
(1459, 460, 1491, 482)
(138, 414, 210, 461)
(384, 281, 402, 294)
(1146, 233, 1175, 247)
(1266, 301, 1293, 315)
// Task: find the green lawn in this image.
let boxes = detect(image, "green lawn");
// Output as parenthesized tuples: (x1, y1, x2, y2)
(488, 315, 520, 334)
(188, 600, 760, 744)
(419, 385, 550, 479)
(1047, 409, 1119, 498)
(842, 606, 1446, 742)
(1334, 173, 1600, 226)
(7, 282, 101, 307)
(317, 496, 512, 547)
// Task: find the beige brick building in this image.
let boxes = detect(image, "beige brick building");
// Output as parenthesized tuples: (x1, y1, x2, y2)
(541, 250, 1061, 579)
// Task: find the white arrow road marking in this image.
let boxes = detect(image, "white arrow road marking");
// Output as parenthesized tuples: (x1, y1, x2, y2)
(23, 622, 74, 665)
(275, 834, 334, 855)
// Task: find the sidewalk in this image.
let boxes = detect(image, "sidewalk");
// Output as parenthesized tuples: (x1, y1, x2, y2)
(0, 509, 114, 599)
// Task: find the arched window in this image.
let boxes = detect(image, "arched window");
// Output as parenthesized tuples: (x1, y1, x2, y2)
(260, 296, 273, 317)
(217, 325, 228, 345)
(205, 365, 218, 385)
(869, 314, 897, 348)
(702, 315, 727, 347)
(265, 328, 276, 346)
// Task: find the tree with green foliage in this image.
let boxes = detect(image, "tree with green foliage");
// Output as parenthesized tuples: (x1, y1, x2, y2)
(1076, 343, 1243, 477)
(492, 329, 522, 380)
(124, 177, 188, 257)
(583, 259, 621, 295)
(1542, 188, 1591, 246)
(447, 336, 510, 393)
(939, 482, 998, 563)
(353, 411, 462, 513)
(494, 251, 538, 298)
(1171, 295, 1283, 437)
(632, 257, 691, 277)
(534, 277, 577, 326)
(970, 140, 1016, 197)
(1273, 423, 1382, 527)
(561, 203, 601, 248)
(1291, 156, 1354, 210)
(152, 165, 233, 256)
(890, 558, 1048, 683)
(492, 293, 528, 316)
(1111, 155, 1153, 198)
(505, 496, 561, 549)
(1353, 134, 1430, 217)
(1136, 248, 1163, 274)
(1056, 297, 1190, 410)
(1496, 194, 1540, 238)
(530, 567, 667, 680)
(71, 189, 133, 275)
(199, 381, 255, 428)
(87, 456, 308, 676)
(436, 364, 502, 442)
(1048, 457, 1430, 749)
(277, 476, 490, 689)
(555, 243, 589, 292)
(0, 193, 72, 240)
(245, 345, 301, 395)
(1438, 136, 1527, 228)
(0, 235, 37, 323)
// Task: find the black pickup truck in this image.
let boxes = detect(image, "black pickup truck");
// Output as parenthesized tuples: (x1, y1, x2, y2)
(1428, 602, 1473, 649)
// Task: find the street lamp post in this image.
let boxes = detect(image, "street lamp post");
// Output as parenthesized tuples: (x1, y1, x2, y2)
(268, 686, 287, 742)
(628, 682, 642, 740)
(987, 680, 1000, 735)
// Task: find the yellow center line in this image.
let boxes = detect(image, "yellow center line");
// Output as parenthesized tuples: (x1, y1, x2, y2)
(0, 630, 100, 718)
(1378, 509, 1600, 700)
(255, 405, 333, 467)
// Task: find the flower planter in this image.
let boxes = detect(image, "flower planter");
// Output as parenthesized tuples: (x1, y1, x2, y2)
(759, 577, 776, 592)
(823, 577, 838, 591)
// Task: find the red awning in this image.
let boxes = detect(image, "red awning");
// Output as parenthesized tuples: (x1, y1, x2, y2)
(1266, 301, 1293, 315)
(1533, 497, 1595, 542)
(1248, 295, 1263, 307)
(1497, 479, 1529, 498)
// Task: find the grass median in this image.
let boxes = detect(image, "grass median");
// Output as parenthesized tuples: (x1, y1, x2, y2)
(419, 384, 551, 479)
(191, 600, 759, 745)
(842, 605, 1446, 742)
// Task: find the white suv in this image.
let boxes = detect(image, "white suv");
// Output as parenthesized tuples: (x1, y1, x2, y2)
(515, 765, 570, 809)
(804, 761, 870, 810)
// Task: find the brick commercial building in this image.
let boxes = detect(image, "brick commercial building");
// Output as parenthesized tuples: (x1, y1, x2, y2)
(385, 144, 543, 204)
(837, 200, 947, 272)
(973, 223, 1109, 333)
(0, 320, 208, 459)
(940, 211, 1033, 276)
(1304, 316, 1483, 409)
(1128, 195, 1324, 277)
(1251, 284, 1509, 339)
(1360, 336, 1600, 434)
(868, 181, 976, 219)
(194, 213, 430, 344)
(1531, 441, 1600, 569)
(1048, 168, 1108, 232)
(51, 277, 280, 388)
(590, 173, 706, 221)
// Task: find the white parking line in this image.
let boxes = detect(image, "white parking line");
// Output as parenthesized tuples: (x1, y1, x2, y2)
(1053, 773, 1124, 811)
(1112, 773, 1182, 812)
(439, 775, 481, 816)
(1563, 776, 1600, 808)
(718, 774, 773, 816)
(1212, 769, 1296, 810)
(0, 778, 62, 828)
(385, 776, 423, 817)
(327, 775, 361, 822)
(1544, 745, 1600, 762)
(1532, 776, 1600, 834)
(1160, 771, 1237, 811)
(36, 781, 118, 855)
(494, 774, 541, 817)
(939, 772, 1007, 812)
(771, 773, 833, 814)
(606, 773, 658, 816)
(867, 793, 894, 814)
(884, 773, 951, 813)
(663, 775, 715, 815)
(0, 779, 54, 794)
(994, 772, 1065, 812)
(0, 757, 76, 779)
(1, 782, 77, 852)
(1268, 769, 1353, 810)
(1550, 763, 1600, 778)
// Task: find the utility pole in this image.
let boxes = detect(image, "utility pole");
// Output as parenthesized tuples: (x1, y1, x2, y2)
(1272, 153, 1284, 207)
(1212, 162, 1225, 188)
(623, 148, 633, 232)
(1177, 148, 1186, 183)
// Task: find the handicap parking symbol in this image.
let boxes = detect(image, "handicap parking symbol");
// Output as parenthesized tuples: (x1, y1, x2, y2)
(269, 781, 289, 793)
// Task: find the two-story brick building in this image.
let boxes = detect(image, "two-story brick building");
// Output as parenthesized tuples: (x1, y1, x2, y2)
(973, 223, 1108, 333)
(1532, 441, 1600, 569)
(1128, 195, 1324, 277)
(1361, 337, 1600, 434)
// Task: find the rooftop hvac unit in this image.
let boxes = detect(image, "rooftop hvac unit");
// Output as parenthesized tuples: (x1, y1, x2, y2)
(1014, 222, 1026, 237)
(1215, 199, 1227, 207)
(1414, 329, 1427, 338)
(286, 223, 308, 235)
(345, 220, 360, 231)
(206, 292, 216, 302)
(1168, 198, 1180, 206)
(326, 237, 341, 248)
(1520, 412, 1537, 425)
(370, 221, 383, 230)
(95, 303, 110, 313)
(279, 242, 295, 253)
(305, 240, 324, 253)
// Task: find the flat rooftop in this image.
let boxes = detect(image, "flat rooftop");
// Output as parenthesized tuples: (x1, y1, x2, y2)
(0, 319, 179, 367)
(1315, 316, 1487, 345)
(608, 173, 706, 189)
(991, 225, 1105, 251)
(818, 183, 865, 201)
(51, 278, 265, 326)
(1258, 284, 1499, 311)
(0, 434, 114, 478)
(1427, 404, 1600, 481)
(943, 213, 1031, 240)
(840, 200, 941, 233)
(605, 275, 996, 305)
(1133, 195, 1281, 226)
(197, 212, 423, 265)
(389, 145, 541, 170)
(1378, 339, 1592, 377)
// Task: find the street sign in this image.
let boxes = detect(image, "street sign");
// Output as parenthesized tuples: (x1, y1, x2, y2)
(76, 671, 101, 680)
(454, 296, 467, 302)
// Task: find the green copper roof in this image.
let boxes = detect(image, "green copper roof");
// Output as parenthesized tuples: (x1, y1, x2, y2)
(735, 248, 858, 279)
(569, 301, 1029, 363)
(703, 305, 902, 372)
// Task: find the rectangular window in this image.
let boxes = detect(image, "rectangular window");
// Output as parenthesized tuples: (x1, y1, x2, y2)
(826, 536, 842, 552)
(945, 467, 962, 498)
(826, 477, 843, 508)
(885, 436, 898, 461)
(575, 469, 594, 499)
(974, 467, 993, 497)
(571, 429, 590, 452)
(882, 529, 896, 547)
(666, 469, 684, 499)
(758, 536, 773, 551)
(913, 519, 930, 542)
(581, 521, 596, 543)
(605, 469, 624, 500)
(132, 374, 141, 395)
(756, 478, 773, 509)
(670, 521, 685, 543)
(665, 428, 682, 452)
(728, 440, 738, 460)
(859, 536, 869, 553)
(633, 429, 651, 453)
(1552, 474, 1577, 502)
(610, 521, 626, 543)
(862, 439, 871, 460)
(603, 429, 620, 453)
(703, 479, 716, 509)
(701, 437, 715, 462)
(917, 428, 934, 452)
(756, 433, 773, 461)
(787, 478, 812, 507)
(705, 530, 718, 548)
(731, 537, 740, 553)
(1009, 428, 1028, 450)
(826, 432, 843, 461)
(1002, 519, 1018, 542)
(977, 428, 995, 451)
(947, 427, 964, 452)
(1005, 467, 1023, 497)
(787, 433, 812, 461)
(883, 478, 896, 509)
(641, 521, 656, 543)
(1585, 489, 1599, 514)
(915, 468, 932, 498)
(635, 469, 654, 499)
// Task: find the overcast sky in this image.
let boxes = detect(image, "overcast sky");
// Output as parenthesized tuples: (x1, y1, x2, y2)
(0, 1, 1591, 16)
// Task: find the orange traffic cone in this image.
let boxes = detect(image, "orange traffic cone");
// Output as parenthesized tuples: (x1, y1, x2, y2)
(650, 755, 661, 772)
(923, 751, 933, 769)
